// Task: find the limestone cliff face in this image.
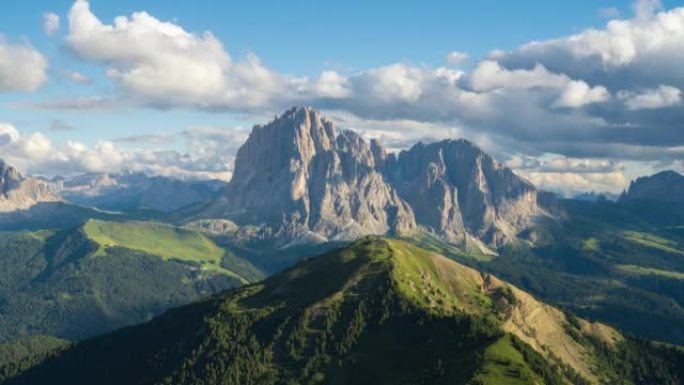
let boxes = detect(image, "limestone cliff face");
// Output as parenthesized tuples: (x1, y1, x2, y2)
(207, 107, 416, 240)
(0, 160, 61, 213)
(203, 107, 549, 246)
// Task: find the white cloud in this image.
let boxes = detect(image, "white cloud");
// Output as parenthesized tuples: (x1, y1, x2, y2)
(469, 61, 568, 92)
(469, 61, 609, 108)
(43, 12, 60, 36)
(554, 80, 610, 107)
(66, 71, 90, 83)
(520, 170, 628, 196)
(446, 51, 469, 66)
(66, 0, 288, 109)
(507, 154, 623, 174)
(0, 122, 236, 180)
(307, 71, 351, 98)
(0, 38, 48, 92)
(0, 123, 53, 163)
(618, 84, 681, 109)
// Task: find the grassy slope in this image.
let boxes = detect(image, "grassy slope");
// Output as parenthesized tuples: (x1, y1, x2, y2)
(425, 200, 684, 345)
(82, 219, 245, 281)
(616, 264, 684, 280)
(473, 334, 544, 385)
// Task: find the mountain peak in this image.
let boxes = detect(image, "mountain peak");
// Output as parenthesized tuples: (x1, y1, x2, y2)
(620, 170, 684, 203)
(200, 107, 549, 247)
(0, 160, 22, 195)
(0, 160, 60, 212)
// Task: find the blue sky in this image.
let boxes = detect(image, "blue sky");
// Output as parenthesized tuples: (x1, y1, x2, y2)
(1, 0, 683, 195)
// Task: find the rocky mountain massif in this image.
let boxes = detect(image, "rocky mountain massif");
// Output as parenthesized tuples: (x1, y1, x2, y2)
(619, 170, 684, 203)
(5, 239, 683, 385)
(0, 161, 60, 213)
(200, 107, 549, 249)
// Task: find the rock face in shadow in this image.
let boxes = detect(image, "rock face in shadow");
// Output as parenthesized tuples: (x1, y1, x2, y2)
(200, 107, 550, 247)
(0, 160, 60, 213)
(385, 139, 545, 246)
(619, 170, 684, 203)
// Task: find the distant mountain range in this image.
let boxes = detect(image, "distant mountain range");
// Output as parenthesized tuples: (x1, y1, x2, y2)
(571, 191, 620, 202)
(45, 171, 226, 212)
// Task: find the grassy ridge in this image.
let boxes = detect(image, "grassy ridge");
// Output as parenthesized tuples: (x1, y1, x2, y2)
(616, 264, 684, 280)
(622, 231, 684, 256)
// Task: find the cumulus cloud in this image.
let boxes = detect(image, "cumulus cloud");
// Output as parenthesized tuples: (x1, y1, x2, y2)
(504, 154, 628, 196)
(66, 0, 290, 109)
(0, 38, 48, 92)
(554, 80, 610, 107)
(446, 51, 469, 66)
(0, 122, 236, 180)
(494, 3, 684, 86)
(618, 84, 681, 109)
(43, 12, 60, 36)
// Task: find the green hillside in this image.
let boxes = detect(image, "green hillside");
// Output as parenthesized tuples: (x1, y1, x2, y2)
(0, 220, 263, 343)
(83, 219, 244, 280)
(433, 200, 684, 345)
(6, 238, 683, 385)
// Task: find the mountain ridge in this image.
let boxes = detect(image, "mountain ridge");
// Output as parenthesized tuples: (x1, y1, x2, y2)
(5, 238, 682, 385)
(619, 170, 684, 203)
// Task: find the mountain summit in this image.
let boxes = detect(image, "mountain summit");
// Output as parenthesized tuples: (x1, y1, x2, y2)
(204, 107, 417, 240)
(200, 107, 549, 248)
(0, 160, 60, 213)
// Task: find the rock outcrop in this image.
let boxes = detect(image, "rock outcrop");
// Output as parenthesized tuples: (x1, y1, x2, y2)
(200, 107, 550, 247)
(0, 160, 60, 213)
